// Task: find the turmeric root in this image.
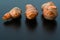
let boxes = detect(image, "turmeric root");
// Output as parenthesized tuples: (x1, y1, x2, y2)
(2, 7, 22, 20)
(25, 4, 38, 20)
(41, 1, 58, 20)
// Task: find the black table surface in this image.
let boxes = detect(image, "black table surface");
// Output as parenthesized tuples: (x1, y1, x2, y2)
(0, 0, 60, 40)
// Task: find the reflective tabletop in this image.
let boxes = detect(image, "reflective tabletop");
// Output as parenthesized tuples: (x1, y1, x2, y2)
(0, 0, 60, 40)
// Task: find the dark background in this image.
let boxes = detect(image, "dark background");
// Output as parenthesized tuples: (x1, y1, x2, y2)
(0, 0, 60, 40)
